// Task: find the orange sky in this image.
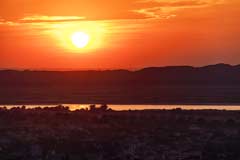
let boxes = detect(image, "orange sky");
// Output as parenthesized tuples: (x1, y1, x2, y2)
(0, 0, 240, 70)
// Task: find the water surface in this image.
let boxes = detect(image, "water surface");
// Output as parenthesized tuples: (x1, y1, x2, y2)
(2, 104, 240, 111)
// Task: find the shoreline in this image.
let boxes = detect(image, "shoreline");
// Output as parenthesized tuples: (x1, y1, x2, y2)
(2, 104, 240, 111)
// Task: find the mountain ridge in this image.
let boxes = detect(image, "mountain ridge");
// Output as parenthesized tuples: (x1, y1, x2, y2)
(1, 63, 240, 104)
(1, 63, 240, 86)
(0, 63, 239, 72)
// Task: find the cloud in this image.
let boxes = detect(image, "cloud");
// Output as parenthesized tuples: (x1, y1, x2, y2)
(0, 15, 86, 27)
(0, 18, 20, 26)
(0, 0, 226, 23)
(133, 0, 225, 19)
(0, 18, 6, 24)
(19, 15, 86, 23)
(0, 0, 226, 26)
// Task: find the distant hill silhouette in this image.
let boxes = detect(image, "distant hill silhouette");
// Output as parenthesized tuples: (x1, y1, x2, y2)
(0, 63, 240, 104)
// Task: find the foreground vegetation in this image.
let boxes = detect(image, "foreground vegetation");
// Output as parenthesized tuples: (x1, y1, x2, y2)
(0, 105, 240, 160)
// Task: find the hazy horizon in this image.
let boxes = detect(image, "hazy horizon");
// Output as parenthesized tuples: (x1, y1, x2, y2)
(1, 62, 239, 71)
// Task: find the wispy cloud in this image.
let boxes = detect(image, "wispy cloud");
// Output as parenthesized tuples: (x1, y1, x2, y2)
(19, 15, 86, 23)
(0, 15, 86, 27)
(133, 0, 225, 19)
(0, 18, 20, 26)
(0, 18, 6, 24)
(0, 0, 226, 26)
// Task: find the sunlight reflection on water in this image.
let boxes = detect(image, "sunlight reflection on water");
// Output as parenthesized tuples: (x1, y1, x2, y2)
(2, 104, 240, 111)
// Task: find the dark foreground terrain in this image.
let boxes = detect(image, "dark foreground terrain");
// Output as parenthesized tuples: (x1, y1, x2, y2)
(0, 105, 240, 160)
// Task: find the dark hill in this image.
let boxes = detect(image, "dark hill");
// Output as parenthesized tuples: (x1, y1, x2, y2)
(0, 63, 240, 104)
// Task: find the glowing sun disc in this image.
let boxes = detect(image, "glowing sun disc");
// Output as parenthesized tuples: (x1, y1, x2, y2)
(71, 32, 90, 48)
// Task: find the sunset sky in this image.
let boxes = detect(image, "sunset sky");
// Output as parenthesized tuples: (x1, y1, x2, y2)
(0, 0, 239, 70)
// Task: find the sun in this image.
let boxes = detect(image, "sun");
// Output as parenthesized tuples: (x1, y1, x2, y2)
(52, 22, 106, 52)
(71, 32, 90, 48)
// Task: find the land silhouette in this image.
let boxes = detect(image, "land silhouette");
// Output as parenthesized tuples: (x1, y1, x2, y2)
(1, 64, 240, 160)
(0, 105, 240, 160)
(0, 63, 240, 104)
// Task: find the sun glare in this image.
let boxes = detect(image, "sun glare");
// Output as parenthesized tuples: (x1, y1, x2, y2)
(71, 32, 90, 48)
(50, 21, 107, 53)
